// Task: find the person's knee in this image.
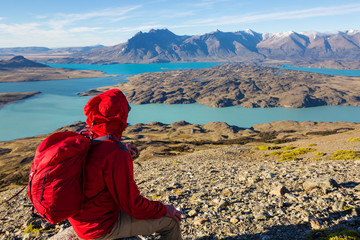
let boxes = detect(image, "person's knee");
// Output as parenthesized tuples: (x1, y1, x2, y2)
(161, 217, 180, 233)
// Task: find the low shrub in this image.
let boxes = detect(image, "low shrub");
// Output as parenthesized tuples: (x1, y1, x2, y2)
(270, 148, 316, 157)
(281, 145, 296, 150)
(315, 152, 326, 157)
(347, 137, 360, 142)
(330, 150, 360, 160)
(23, 220, 43, 235)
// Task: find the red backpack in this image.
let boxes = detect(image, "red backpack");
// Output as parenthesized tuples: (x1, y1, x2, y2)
(27, 131, 91, 224)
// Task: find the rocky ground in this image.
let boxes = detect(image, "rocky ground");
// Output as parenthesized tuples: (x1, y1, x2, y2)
(1, 121, 360, 239)
(81, 64, 360, 108)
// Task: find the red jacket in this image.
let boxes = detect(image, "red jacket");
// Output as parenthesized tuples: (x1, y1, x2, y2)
(69, 89, 166, 239)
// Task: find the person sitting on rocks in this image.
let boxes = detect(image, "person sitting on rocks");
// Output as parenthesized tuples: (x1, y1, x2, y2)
(69, 89, 182, 240)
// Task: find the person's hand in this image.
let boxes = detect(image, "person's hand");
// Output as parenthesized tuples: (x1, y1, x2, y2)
(124, 143, 139, 159)
(165, 205, 182, 223)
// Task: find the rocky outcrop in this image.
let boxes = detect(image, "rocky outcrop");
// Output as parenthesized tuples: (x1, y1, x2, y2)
(82, 64, 360, 108)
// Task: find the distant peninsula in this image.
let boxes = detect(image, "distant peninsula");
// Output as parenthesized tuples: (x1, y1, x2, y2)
(0, 91, 41, 107)
(0, 56, 110, 82)
(82, 64, 360, 108)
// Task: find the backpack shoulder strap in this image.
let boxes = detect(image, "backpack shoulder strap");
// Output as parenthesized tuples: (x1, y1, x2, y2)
(91, 135, 129, 153)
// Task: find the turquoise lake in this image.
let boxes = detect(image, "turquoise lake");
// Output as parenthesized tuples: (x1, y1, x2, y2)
(0, 62, 359, 141)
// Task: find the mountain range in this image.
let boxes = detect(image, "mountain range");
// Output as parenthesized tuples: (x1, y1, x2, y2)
(70, 29, 360, 64)
(1, 29, 360, 64)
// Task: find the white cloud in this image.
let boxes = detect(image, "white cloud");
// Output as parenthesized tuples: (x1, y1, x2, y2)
(103, 25, 165, 34)
(35, 15, 48, 19)
(0, 23, 41, 34)
(0, 5, 144, 47)
(57, 5, 141, 23)
(184, 3, 360, 27)
(68, 27, 102, 33)
(191, 0, 231, 8)
(168, 10, 196, 18)
(44, 5, 142, 30)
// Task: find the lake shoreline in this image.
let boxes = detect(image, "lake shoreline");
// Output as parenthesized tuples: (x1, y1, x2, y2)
(0, 67, 113, 83)
(0, 91, 41, 107)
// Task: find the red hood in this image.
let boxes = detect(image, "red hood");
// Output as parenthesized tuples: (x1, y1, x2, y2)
(84, 89, 129, 139)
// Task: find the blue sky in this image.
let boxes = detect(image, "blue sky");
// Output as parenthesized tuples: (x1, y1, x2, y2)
(0, 0, 359, 48)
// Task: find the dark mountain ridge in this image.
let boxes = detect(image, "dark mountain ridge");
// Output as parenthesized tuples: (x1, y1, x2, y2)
(0, 56, 48, 68)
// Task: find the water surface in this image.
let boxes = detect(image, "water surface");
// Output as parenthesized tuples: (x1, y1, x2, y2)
(1, 62, 359, 141)
(280, 64, 360, 77)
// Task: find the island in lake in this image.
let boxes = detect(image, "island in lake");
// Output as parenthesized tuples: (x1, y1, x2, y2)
(82, 63, 360, 108)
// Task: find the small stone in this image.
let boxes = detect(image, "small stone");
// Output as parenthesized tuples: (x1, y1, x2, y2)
(303, 177, 339, 192)
(270, 185, 290, 196)
(266, 173, 275, 179)
(309, 215, 323, 230)
(284, 193, 296, 200)
(23, 233, 31, 240)
(188, 209, 197, 217)
(238, 175, 247, 182)
(218, 199, 230, 209)
(41, 222, 54, 230)
(254, 213, 268, 221)
(194, 217, 208, 226)
(276, 208, 285, 215)
(354, 184, 360, 191)
(230, 217, 239, 224)
(248, 177, 261, 184)
(332, 201, 345, 211)
(196, 230, 207, 238)
(220, 189, 233, 197)
(351, 208, 359, 217)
